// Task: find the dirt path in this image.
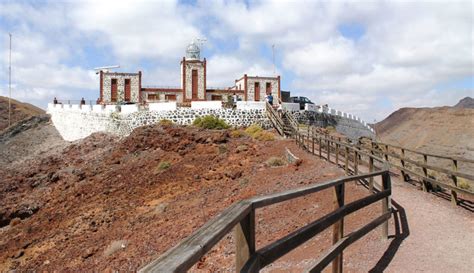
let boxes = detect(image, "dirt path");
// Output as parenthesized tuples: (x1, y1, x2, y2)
(312, 147, 474, 272)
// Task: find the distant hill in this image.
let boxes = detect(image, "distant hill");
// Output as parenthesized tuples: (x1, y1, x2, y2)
(454, 96, 474, 109)
(0, 96, 44, 131)
(375, 99, 474, 160)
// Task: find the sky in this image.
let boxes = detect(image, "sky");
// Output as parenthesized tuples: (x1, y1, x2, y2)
(0, 0, 473, 122)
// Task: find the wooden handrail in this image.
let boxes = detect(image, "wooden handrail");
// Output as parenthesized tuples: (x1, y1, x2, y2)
(297, 127, 474, 203)
(139, 169, 391, 273)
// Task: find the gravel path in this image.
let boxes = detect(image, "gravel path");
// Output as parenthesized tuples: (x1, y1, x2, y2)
(314, 147, 474, 272)
(377, 175, 474, 272)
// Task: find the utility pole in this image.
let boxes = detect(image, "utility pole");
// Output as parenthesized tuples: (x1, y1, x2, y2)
(8, 33, 12, 127)
(272, 44, 276, 76)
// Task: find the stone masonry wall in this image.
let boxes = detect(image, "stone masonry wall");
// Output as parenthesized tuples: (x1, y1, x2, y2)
(48, 105, 270, 141)
(103, 73, 140, 102)
(292, 111, 375, 140)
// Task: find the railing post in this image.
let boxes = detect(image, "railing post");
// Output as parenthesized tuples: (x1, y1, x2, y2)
(422, 155, 428, 192)
(354, 150, 358, 175)
(332, 183, 345, 273)
(335, 143, 339, 166)
(381, 170, 392, 240)
(327, 139, 331, 162)
(400, 148, 407, 181)
(451, 160, 458, 206)
(369, 156, 374, 192)
(345, 147, 349, 175)
(319, 137, 322, 158)
(312, 130, 315, 155)
(235, 210, 255, 272)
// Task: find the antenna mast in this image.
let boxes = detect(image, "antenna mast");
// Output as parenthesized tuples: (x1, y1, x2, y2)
(8, 33, 12, 127)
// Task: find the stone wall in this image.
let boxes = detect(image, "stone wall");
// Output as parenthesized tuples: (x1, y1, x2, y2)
(103, 73, 140, 102)
(47, 104, 270, 141)
(292, 111, 375, 140)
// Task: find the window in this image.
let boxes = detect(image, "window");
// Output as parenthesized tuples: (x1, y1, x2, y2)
(211, 95, 222, 101)
(165, 94, 177, 101)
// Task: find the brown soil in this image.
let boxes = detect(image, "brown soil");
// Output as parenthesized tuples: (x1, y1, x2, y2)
(0, 96, 44, 132)
(0, 124, 387, 272)
(375, 106, 474, 160)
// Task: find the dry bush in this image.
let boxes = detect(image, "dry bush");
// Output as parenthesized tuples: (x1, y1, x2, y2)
(265, 156, 286, 167)
(458, 177, 471, 190)
(245, 124, 274, 141)
(253, 131, 275, 141)
(159, 119, 173, 126)
(245, 124, 263, 136)
(230, 129, 246, 138)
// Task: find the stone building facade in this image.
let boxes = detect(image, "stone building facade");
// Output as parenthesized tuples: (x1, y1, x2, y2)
(235, 75, 280, 102)
(99, 41, 280, 105)
(100, 72, 141, 103)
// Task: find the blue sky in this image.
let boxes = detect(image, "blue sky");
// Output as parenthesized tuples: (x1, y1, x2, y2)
(0, 0, 473, 122)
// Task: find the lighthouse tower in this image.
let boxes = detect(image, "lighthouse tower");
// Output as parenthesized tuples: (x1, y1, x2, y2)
(181, 41, 206, 101)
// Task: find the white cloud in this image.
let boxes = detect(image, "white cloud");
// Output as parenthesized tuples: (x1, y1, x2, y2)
(70, 0, 202, 62)
(0, 0, 472, 121)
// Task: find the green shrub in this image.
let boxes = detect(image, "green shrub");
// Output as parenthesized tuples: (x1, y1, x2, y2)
(193, 115, 230, 130)
(265, 157, 286, 167)
(159, 119, 173, 126)
(155, 161, 171, 173)
(458, 178, 471, 190)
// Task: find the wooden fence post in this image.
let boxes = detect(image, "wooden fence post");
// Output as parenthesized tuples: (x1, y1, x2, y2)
(319, 137, 322, 158)
(327, 139, 331, 162)
(345, 147, 349, 175)
(335, 143, 339, 166)
(422, 155, 428, 192)
(354, 150, 359, 175)
(451, 160, 458, 206)
(369, 157, 374, 192)
(381, 170, 391, 240)
(332, 183, 345, 273)
(400, 148, 406, 181)
(235, 210, 255, 271)
(312, 131, 315, 155)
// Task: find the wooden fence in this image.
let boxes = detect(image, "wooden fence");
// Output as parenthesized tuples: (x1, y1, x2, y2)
(295, 125, 474, 206)
(139, 169, 391, 273)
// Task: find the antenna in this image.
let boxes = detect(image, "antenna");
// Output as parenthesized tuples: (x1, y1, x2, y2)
(194, 38, 207, 53)
(8, 33, 12, 127)
(93, 65, 120, 74)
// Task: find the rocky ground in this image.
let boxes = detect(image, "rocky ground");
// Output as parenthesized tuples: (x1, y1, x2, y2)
(0, 123, 388, 271)
(0, 96, 44, 132)
(0, 115, 68, 166)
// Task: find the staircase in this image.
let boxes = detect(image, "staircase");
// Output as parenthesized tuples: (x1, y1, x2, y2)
(265, 102, 298, 137)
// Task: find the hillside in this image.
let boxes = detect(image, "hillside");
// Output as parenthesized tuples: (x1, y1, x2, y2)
(375, 104, 474, 160)
(454, 96, 474, 109)
(0, 96, 45, 131)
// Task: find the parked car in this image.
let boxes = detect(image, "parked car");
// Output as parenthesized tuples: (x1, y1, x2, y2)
(289, 96, 315, 110)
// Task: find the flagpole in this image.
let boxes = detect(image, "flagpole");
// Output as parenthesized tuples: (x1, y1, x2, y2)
(9, 33, 12, 127)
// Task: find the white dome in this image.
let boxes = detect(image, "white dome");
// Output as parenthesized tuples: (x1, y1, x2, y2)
(186, 41, 200, 60)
